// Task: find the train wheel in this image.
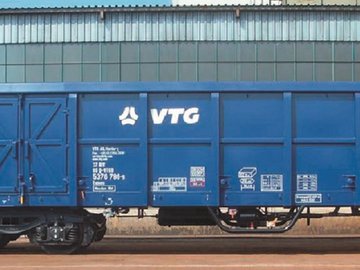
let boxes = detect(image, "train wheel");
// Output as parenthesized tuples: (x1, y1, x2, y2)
(0, 234, 10, 248)
(40, 242, 82, 254)
(38, 223, 84, 254)
(80, 223, 96, 250)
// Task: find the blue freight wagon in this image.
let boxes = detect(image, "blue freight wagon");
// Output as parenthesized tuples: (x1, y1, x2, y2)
(0, 81, 360, 253)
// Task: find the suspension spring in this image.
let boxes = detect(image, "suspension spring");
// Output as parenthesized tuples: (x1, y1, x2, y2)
(66, 224, 80, 242)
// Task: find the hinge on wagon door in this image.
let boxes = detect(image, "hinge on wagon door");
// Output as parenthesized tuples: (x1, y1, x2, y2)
(18, 174, 25, 205)
(62, 108, 70, 115)
(15, 174, 24, 192)
(343, 175, 356, 191)
(220, 175, 231, 189)
(77, 176, 87, 188)
(17, 174, 24, 182)
(63, 177, 69, 191)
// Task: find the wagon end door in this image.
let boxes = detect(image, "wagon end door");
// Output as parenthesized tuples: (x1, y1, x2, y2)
(0, 97, 20, 206)
(24, 96, 71, 205)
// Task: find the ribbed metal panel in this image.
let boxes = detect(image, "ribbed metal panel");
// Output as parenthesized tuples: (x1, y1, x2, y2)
(1, 10, 360, 43)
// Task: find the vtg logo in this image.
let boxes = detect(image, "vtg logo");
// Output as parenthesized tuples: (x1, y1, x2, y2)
(118, 107, 200, 126)
(151, 107, 200, 125)
(119, 106, 139, 126)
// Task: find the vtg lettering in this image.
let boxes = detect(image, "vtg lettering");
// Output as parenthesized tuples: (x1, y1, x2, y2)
(150, 107, 200, 125)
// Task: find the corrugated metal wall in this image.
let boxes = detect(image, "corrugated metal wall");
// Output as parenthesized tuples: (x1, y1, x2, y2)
(1, 41, 358, 83)
(1, 10, 360, 43)
(0, 7, 357, 82)
(174, 0, 360, 5)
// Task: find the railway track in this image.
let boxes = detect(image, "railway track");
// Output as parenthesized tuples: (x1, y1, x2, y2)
(0, 236, 360, 270)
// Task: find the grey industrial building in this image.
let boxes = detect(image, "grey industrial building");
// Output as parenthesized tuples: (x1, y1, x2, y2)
(0, 4, 359, 83)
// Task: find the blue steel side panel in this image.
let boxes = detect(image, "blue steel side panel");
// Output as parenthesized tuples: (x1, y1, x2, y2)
(221, 93, 286, 206)
(149, 93, 218, 206)
(78, 94, 147, 207)
(220, 92, 357, 207)
(0, 97, 20, 206)
(1, 82, 360, 208)
(293, 93, 356, 206)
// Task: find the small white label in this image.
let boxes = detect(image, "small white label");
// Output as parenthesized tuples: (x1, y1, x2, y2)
(104, 197, 114, 206)
(238, 167, 257, 178)
(92, 146, 126, 193)
(93, 185, 116, 192)
(261, 174, 283, 192)
(152, 177, 187, 192)
(238, 167, 257, 191)
(190, 166, 206, 187)
(297, 174, 318, 191)
(295, 193, 322, 204)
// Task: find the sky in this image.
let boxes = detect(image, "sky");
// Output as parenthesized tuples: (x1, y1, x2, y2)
(0, 0, 171, 8)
